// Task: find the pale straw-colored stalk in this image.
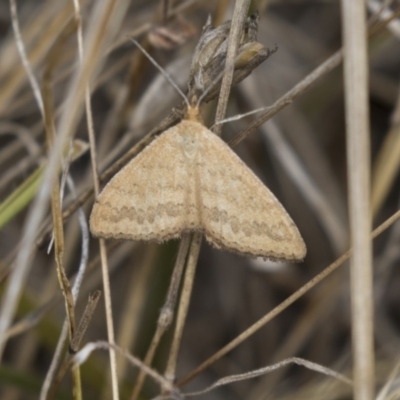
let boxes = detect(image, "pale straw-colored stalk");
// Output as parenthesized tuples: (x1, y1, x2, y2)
(341, 1, 375, 399)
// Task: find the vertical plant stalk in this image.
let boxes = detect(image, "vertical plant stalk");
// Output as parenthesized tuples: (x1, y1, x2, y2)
(71, 0, 120, 398)
(130, 235, 191, 400)
(164, 233, 202, 383)
(42, 47, 81, 399)
(341, 1, 375, 399)
(40, 177, 90, 400)
(213, 0, 250, 137)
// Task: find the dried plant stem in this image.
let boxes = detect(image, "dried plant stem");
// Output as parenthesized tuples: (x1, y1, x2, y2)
(0, 1, 75, 115)
(9, 0, 44, 116)
(164, 233, 202, 383)
(185, 357, 352, 398)
(42, 31, 81, 400)
(48, 291, 101, 399)
(213, 0, 250, 136)
(82, 40, 120, 400)
(40, 181, 89, 400)
(71, 290, 102, 352)
(97, 240, 120, 397)
(72, 0, 124, 397)
(341, 1, 375, 399)
(177, 208, 400, 387)
(371, 88, 400, 215)
(48, 141, 82, 400)
(74, 341, 178, 395)
(130, 235, 191, 400)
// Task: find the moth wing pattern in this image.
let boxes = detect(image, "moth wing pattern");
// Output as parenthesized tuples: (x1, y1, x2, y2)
(90, 124, 201, 242)
(192, 123, 306, 260)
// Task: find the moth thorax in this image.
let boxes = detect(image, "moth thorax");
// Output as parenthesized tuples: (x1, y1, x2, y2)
(185, 105, 202, 122)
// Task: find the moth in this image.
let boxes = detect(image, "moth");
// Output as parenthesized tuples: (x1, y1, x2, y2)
(90, 17, 306, 261)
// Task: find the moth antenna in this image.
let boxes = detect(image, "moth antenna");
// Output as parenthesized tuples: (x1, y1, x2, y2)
(212, 105, 273, 127)
(130, 38, 190, 108)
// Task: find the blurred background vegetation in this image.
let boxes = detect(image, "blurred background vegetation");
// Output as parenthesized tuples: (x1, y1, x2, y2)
(0, 0, 399, 399)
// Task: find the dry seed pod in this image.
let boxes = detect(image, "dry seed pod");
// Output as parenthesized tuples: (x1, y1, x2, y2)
(187, 12, 274, 102)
